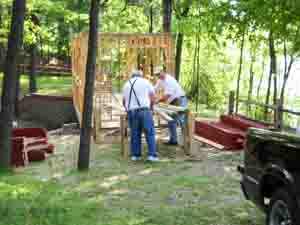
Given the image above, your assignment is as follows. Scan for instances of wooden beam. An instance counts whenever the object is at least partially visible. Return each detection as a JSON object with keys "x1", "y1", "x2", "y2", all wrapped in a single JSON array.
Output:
[
  {"x1": 120, "y1": 115, "x2": 129, "y2": 159},
  {"x1": 193, "y1": 135, "x2": 225, "y2": 150},
  {"x1": 154, "y1": 109, "x2": 173, "y2": 122},
  {"x1": 158, "y1": 103, "x2": 187, "y2": 112}
]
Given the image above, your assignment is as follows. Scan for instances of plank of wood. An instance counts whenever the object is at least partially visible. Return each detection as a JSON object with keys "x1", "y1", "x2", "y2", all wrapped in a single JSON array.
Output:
[
  {"x1": 158, "y1": 103, "x2": 187, "y2": 112},
  {"x1": 154, "y1": 105, "x2": 176, "y2": 115},
  {"x1": 154, "y1": 109, "x2": 173, "y2": 122},
  {"x1": 103, "y1": 103, "x2": 125, "y2": 112},
  {"x1": 193, "y1": 135, "x2": 225, "y2": 150}
]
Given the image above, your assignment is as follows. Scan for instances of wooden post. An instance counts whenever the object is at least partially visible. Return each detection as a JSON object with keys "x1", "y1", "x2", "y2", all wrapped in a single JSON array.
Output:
[
  {"x1": 120, "y1": 115, "x2": 129, "y2": 159},
  {"x1": 183, "y1": 110, "x2": 193, "y2": 155},
  {"x1": 94, "y1": 102, "x2": 102, "y2": 144},
  {"x1": 228, "y1": 91, "x2": 235, "y2": 115}
]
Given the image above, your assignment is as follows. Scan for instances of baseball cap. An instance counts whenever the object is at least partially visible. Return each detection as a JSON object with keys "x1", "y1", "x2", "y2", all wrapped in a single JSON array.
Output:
[
  {"x1": 131, "y1": 69, "x2": 143, "y2": 77},
  {"x1": 153, "y1": 66, "x2": 163, "y2": 75}
]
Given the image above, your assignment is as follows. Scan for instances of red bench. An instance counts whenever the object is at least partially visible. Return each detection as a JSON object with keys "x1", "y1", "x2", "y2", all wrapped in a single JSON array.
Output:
[
  {"x1": 194, "y1": 115, "x2": 268, "y2": 151},
  {"x1": 10, "y1": 128, "x2": 54, "y2": 167}
]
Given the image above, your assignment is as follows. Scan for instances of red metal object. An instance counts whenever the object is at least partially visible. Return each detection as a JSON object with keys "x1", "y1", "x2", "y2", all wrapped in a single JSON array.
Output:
[{"x1": 194, "y1": 115, "x2": 267, "y2": 151}]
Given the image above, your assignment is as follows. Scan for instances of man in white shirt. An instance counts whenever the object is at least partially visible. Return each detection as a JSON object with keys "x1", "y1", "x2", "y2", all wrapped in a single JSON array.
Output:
[
  {"x1": 122, "y1": 70, "x2": 159, "y2": 162},
  {"x1": 154, "y1": 66, "x2": 188, "y2": 145}
]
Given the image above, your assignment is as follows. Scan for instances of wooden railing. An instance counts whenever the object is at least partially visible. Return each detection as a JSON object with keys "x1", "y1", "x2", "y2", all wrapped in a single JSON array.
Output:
[
  {"x1": 228, "y1": 90, "x2": 300, "y2": 129},
  {"x1": 17, "y1": 64, "x2": 71, "y2": 76}
]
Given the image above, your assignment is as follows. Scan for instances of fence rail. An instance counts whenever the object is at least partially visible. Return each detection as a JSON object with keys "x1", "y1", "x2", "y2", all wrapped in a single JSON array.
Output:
[{"x1": 228, "y1": 90, "x2": 300, "y2": 128}]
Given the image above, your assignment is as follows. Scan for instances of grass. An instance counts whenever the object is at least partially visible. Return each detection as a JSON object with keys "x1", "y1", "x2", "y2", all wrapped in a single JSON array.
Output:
[
  {"x1": 0, "y1": 73, "x2": 72, "y2": 96},
  {"x1": 0, "y1": 135, "x2": 265, "y2": 225}
]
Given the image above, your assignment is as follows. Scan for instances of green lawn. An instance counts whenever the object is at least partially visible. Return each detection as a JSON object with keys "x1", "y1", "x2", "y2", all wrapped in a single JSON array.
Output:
[
  {"x1": 0, "y1": 73, "x2": 72, "y2": 96},
  {"x1": 0, "y1": 135, "x2": 264, "y2": 225}
]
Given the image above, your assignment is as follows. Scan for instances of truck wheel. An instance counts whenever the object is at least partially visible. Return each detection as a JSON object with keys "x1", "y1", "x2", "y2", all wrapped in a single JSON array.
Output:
[{"x1": 267, "y1": 189, "x2": 299, "y2": 225}]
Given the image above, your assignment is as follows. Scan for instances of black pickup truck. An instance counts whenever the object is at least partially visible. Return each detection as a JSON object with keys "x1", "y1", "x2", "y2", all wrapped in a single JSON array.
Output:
[{"x1": 238, "y1": 128, "x2": 300, "y2": 225}]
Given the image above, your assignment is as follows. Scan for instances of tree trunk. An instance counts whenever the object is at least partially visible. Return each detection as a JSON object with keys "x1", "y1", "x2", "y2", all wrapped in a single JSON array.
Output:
[
  {"x1": 174, "y1": 0, "x2": 192, "y2": 80},
  {"x1": 162, "y1": 0, "x2": 172, "y2": 32},
  {"x1": 0, "y1": 4, "x2": 4, "y2": 71},
  {"x1": 247, "y1": 55, "x2": 255, "y2": 115},
  {"x1": 29, "y1": 44, "x2": 38, "y2": 93},
  {"x1": 235, "y1": 30, "x2": 245, "y2": 114},
  {"x1": 256, "y1": 58, "x2": 265, "y2": 100},
  {"x1": 14, "y1": 71, "x2": 21, "y2": 118},
  {"x1": 175, "y1": 33, "x2": 184, "y2": 80},
  {"x1": 149, "y1": 4, "x2": 153, "y2": 33},
  {"x1": 0, "y1": 0, "x2": 26, "y2": 169},
  {"x1": 78, "y1": 0, "x2": 100, "y2": 171},
  {"x1": 264, "y1": 30, "x2": 276, "y2": 121},
  {"x1": 195, "y1": 35, "x2": 201, "y2": 112},
  {"x1": 278, "y1": 41, "x2": 295, "y2": 127}
]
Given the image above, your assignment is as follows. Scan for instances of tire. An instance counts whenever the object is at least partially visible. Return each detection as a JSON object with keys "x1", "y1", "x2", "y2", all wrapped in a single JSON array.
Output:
[{"x1": 267, "y1": 188, "x2": 299, "y2": 225}]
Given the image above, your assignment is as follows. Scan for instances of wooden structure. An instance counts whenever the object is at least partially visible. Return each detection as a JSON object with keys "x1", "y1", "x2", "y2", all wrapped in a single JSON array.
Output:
[{"x1": 71, "y1": 32, "x2": 175, "y2": 133}]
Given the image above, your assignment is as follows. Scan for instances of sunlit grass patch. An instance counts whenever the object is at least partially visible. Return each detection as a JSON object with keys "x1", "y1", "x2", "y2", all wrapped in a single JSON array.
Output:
[
  {"x1": 0, "y1": 73, "x2": 72, "y2": 96},
  {"x1": 0, "y1": 140, "x2": 265, "y2": 225}
]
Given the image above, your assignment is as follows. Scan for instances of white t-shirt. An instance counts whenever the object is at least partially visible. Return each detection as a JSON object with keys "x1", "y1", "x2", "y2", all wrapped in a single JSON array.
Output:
[
  {"x1": 155, "y1": 74, "x2": 186, "y2": 103},
  {"x1": 122, "y1": 77, "x2": 155, "y2": 111}
]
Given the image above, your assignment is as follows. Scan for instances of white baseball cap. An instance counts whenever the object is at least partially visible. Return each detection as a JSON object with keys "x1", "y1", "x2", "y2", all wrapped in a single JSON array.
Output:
[
  {"x1": 131, "y1": 70, "x2": 143, "y2": 77},
  {"x1": 153, "y1": 66, "x2": 163, "y2": 75}
]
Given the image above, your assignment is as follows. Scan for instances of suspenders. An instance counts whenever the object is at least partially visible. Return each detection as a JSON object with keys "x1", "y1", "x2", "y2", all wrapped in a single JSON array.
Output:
[{"x1": 127, "y1": 78, "x2": 141, "y2": 110}]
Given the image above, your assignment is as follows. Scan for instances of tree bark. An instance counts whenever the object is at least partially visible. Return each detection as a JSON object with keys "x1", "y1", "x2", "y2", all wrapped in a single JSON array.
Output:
[
  {"x1": 0, "y1": 0, "x2": 26, "y2": 169},
  {"x1": 162, "y1": 0, "x2": 172, "y2": 32},
  {"x1": 174, "y1": 0, "x2": 192, "y2": 80},
  {"x1": 257, "y1": 57, "x2": 265, "y2": 100},
  {"x1": 14, "y1": 71, "x2": 21, "y2": 118},
  {"x1": 235, "y1": 30, "x2": 245, "y2": 114},
  {"x1": 175, "y1": 33, "x2": 184, "y2": 80},
  {"x1": 247, "y1": 54, "x2": 255, "y2": 114},
  {"x1": 29, "y1": 44, "x2": 38, "y2": 93},
  {"x1": 149, "y1": 4, "x2": 153, "y2": 33},
  {"x1": 78, "y1": 0, "x2": 100, "y2": 171},
  {"x1": 264, "y1": 30, "x2": 276, "y2": 121}
]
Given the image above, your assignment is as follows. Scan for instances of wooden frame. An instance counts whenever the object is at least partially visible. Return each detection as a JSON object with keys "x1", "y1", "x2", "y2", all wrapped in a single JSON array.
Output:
[{"x1": 71, "y1": 32, "x2": 175, "y2": 130}]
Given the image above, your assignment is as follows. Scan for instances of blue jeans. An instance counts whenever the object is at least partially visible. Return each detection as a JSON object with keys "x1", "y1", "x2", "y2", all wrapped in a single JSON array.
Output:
[
  {"x1": 128, "y1": 108, "x2": 157, "y2": 157},
  {"x1": 168, "y1": 96, "x2": 188, "y2": 143}
]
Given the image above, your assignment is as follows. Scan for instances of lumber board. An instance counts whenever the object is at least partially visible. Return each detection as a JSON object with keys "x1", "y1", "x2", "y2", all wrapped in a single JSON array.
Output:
[
  {"x1": 158, "y1": 103, "x2": 187, "y2": 112},
  {"x1": 154, "y1": 105, "x2": 177, "y2": 115},
  {"x1": 154, "y1": 110, "x2": 173, "y2": 122},
  {"x1": 193, "y1": 135, "x2": 225, "y2": 150}
]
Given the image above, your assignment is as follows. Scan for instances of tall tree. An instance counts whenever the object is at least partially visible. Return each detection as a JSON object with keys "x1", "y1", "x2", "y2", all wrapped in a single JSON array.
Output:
[
  {"x1": 235, "y1": 29, "x2": 245, "y2": 114},
  {"x1": 29, "y1": 14, "x2": 40, "y2": 93},
  {"x1": 0, "y1": 0, "x2": 26, "y2": 168},
  {"x1": 264, "y1": 30, "x2": 276, "y2": 120},
  {"x1": 162, "y1": 0, "x2": 172, "y2": 32},
  {"x1": 78, "y1": 0, "x2": 100, "y2": 171},
  {"x1": 247, "y1": 49, "x2": 255, "y2": 115},
  {"x1": 174, "y1": 0, "x2": 192, "y2": 80}
]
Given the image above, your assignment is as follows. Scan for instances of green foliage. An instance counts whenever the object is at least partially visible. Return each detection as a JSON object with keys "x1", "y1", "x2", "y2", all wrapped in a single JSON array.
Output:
[{"x1": 1, "y1": 0, "x2": 300, "y2": 125}]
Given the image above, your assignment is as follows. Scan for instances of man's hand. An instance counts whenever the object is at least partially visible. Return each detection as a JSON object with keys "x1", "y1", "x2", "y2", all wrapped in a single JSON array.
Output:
[{"x1": 159, "y1": 94, "x2": 170, "y2": 103}]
